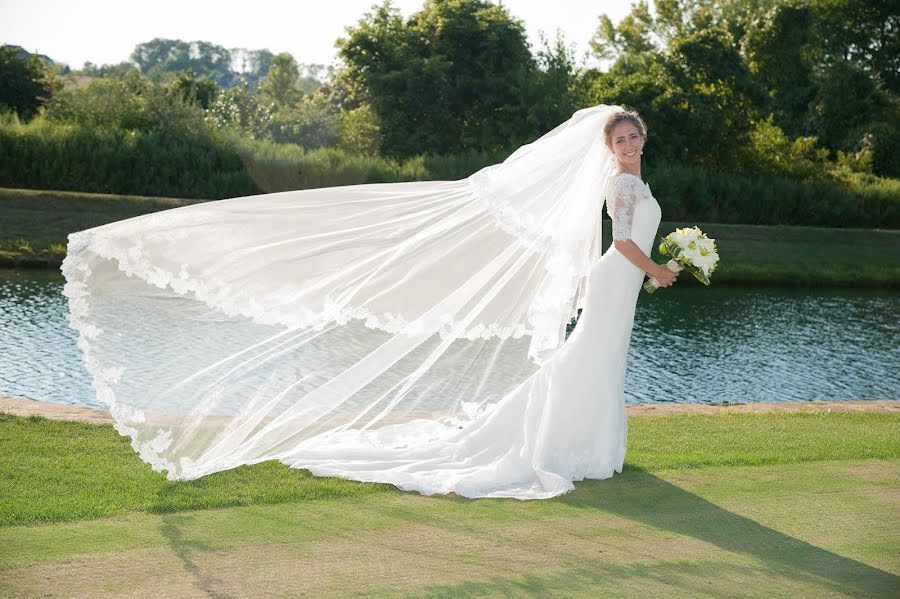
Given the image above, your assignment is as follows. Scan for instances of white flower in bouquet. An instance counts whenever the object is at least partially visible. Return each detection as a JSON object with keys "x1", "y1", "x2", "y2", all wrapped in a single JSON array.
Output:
[{"x1": 644, "y1": 226, "x2": 719, "y2": 293}]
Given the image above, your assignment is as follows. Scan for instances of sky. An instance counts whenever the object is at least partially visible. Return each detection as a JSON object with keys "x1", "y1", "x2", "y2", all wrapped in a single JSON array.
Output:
[{"x1": 0, "y1": 0, "x2": 639, "y2": 74}]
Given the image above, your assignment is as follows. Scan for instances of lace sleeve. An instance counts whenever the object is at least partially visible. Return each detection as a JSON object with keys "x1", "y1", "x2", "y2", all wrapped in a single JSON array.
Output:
[{"x1": 610, "y1": 176, "x2": 641, "y2": 241}]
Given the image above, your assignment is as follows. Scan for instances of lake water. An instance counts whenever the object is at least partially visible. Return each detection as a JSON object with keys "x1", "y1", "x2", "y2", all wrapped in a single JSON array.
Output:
[{"x1": 1, "y1": 268, "x2": 897, "y2": 409}]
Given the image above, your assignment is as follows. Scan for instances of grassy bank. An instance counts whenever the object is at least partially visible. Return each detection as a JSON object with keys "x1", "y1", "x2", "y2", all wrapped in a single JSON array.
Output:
[
  {"x1": 2, "y1": 410, "x2": 897, "y2": 527},
  {"x1": 2, "y1": 186, "x2": 899, "y2": 287},
  {"x1": 0, "y1": 411, "x2": 897, "y2": 597}
]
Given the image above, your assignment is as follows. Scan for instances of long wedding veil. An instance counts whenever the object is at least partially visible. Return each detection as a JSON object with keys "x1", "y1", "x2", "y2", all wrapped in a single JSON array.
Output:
[{"x1": 61, "y1": 103, "x2": 623, "y2": 481}]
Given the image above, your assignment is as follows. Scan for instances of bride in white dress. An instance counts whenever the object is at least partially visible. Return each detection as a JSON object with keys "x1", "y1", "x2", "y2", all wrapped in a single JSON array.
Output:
[{"x1": 61, "y1": 105, "x2": 677, "y2": 500}]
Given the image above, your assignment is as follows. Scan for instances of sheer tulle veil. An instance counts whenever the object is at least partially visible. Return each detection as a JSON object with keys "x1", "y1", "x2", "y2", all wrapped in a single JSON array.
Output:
[{"x1": 61, "y1": 103, "x2": 623, "y2": 481}]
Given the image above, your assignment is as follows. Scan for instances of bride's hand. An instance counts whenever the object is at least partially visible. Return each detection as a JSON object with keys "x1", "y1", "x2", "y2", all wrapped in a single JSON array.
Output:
[{"x1": 651, "y1": 264, "x2": 678, "y2": 287}]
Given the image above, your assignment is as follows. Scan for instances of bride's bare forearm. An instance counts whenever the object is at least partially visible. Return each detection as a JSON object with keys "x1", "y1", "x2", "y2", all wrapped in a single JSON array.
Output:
[{"x1": 613, "y1": 239, "x2": 656, "y2": 276}]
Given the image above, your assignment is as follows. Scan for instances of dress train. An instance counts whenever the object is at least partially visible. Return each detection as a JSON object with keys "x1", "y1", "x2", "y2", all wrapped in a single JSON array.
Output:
[{"x1": 273, "y1": 232, "x2": 650, "y2": 500}]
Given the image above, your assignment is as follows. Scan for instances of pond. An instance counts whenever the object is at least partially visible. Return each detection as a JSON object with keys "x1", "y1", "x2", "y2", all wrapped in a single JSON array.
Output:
[{"x1": 1, "y1": 268, "x2": 897, "y2": 409}]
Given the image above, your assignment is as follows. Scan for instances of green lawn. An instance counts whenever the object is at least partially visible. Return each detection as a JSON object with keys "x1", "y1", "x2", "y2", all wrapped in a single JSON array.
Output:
[
  {"x1": 0, "y1": 410, "x2": 897, "y2": 597},
  {"x1": 672, "y1": 220, "x2": 900, "y2": 288},
  {"x1": 2, "y1": 186, "x2": 899, "y2": 287},
  {"x1": 0, "y1": 187, "x2": 204, "y2": 267},
  {"x1": 2, "y1": 410, "x2": 897, "y2": 528}
]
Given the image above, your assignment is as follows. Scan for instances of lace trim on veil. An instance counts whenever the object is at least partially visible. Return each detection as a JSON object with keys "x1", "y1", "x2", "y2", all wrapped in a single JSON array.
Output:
[
  {"x1": 60, "y1": 221, "x2": 582, "y2": 479},
  {"x1": 59, "y1": 169, "x2": 596, "y2": 478},
  {"x1": 64, "y1": 229, "x2": 529, "y2": 331},
  {"x1": 61, "y1": 193, "x2": 586, "y2": 359},
  {"x1": 61, "y1": 246, "x2": 177, "y2": 476},
  {"x1": 60, "y1": 104, "x2": 619, "y2": 483}
]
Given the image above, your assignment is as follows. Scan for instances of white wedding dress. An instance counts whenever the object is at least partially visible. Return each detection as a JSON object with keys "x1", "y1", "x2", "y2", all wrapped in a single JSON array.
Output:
[
  {"x1": 61, "y1": 105, "x2": 662, "y2": 500},
  {"x1": 275, "y1": 173, "x2": 661, "y2": 499}
]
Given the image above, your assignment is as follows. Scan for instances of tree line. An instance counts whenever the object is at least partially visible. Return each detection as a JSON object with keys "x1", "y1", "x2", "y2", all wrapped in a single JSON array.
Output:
[{"x1": 0, "y1": 0, "x2": 896, "y2": 226}]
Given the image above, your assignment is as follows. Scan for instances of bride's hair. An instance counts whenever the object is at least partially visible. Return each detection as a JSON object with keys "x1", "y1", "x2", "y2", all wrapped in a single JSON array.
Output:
[{"x1": 603, "y1": 109, "x2": 647, "y2": 148}]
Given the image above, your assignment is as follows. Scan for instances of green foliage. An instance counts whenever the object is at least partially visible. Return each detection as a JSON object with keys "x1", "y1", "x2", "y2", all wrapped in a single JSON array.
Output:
[
  {"x1": 809, "y1": 0, "x2": 899, "y2": 95},
  {"x1": 0, "y1": 46, "x2": 55, "y2": 120},
  {"x1": 523, "y1": 31, "x2": 594, "y2": 137},
  {"x1": 653, "y1": 0, "x2": 722, "y2": 45},
  {"x1": 336, "y1": 0, "x2": 536, "y2": 157},
  {"x1": 258, "y1": 53, "x2": 304, "y2": 109},
  {"x1": 78, "y1": 60, "x2": 140, "y2": 79},
  {"x1": 589, "y1": 0, "x2": 656, "y2": 60},
  {"x1": 593, "y1": 28, "x2": 768, "y2": 172},
  {"x1": 851, "y1": 124, "x2": 896, "y2": 184},
  {"x1": 43, "y1": 69, "x2": 209, "y2": 140},
  {"x1": 807, "y1": 59, "x2": 900, "y2": 178},
  {"x1": 0, "y1": 114, "x2": 258, "y2": 199},
  {"x1": 130, "y1": 38, "x2": 237, "y2": 88},
  {"x1": 660, "y1": 27, "x2": 768, "y2": 171},
  {"x1": 649, "y1": 160, "x2": 898, "y2": 228},
  {"x1": 220, "y1": 129, "x2": 430, "y2": 191},
  {"x1": 809, "y1": 60, "x2": 881, "y2": 151},
  {"x1": 589, "y1": 0, "x2": 898, "y2": 183},
  {"x1": 737, "y1": 114, "x2": 831, "y2": 183},
  {"x1": 335, "y1": 103, "x2": 382, "y2": 156},
  {"x1": 168, "y1": 67, "x2": 218, "y2": 109},
  {"x1": 590, "y1": 52, "x2": 667, "y2": 144},
  {"x1": 203, "y1": 78, "x2": 275, "y2": 140},
  {"x1": 311, "y1": 67, "x2": 366, "y2": 113},
  {"x1": 1, "y1": 101, "x2": 895, "y2": 229},
  {"x1": 265, "y1": 93, "x2": 340, "y2": 149},
  {"x1": 741, "y1": 2, "x2": 817, "y2": 137},
  {"x1": 1, "y1": 1, "x2": 897, "y2": 222},
  {"x1": 422, "y1": 147, "x2": 509, "y2": 180}
]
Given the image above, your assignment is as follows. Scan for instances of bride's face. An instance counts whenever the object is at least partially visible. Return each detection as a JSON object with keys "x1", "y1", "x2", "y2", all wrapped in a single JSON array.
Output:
[{"x1": 608, "y1": 122, "x2": 644, "y2": 167}]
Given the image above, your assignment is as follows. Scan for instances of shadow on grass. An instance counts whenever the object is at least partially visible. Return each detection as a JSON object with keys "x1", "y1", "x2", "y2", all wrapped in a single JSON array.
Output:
[
  {"x1": 142, "y1": 462, "x2": 897, "y2": 597},
  {"x1": 407, "y1": 467, "x2": 900, "y2": 598},
  {"x1": 158, "y1": 512, "x2": 234, "y2": 599}
]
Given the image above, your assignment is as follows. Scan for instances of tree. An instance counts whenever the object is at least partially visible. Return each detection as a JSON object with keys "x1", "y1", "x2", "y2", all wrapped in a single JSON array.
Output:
[
  {"x1": 808, "y1": 58, "x2": 900, "y2": 176},
  {"x1": 741, "y1": 2, "x2": 817, "y2": 138},
  {"x1": 203, "y1": 77, "x2": 274, "y2": 140},
  {"x1": 810, "y1": 0, "x2": 899, "y2": 95},
  {"x1": 590, "y1": 0, "x2": 657, "y2": 61},
  {"x1": 590, "y1": 0, "x2": 782, "y2": 65},
  {"x1": 336, "y1": 0, "x2": 536, "y2": 157},
  {"x1": 589, "y1": 51, "x2": 673, "y2": 163},
  {"x1": 231, "y1": 48, "x2": 275, "y2": 86},
  {"x1": 659, "y1": 27, "x2": 767, "y2": 170},
  {"x1": 79, "y1": 61, "x2": 141, "y2": 78},
  {"x1": 131, "y1": 38, "x2": 234, "y2": 87},
  {"x1": 0, "y1": 45, "x2": 55, "y2": 120},
  {"x1": 169, "y1": 67, "x2": 219, "y2": 109},
  {"x1": 523, "y1": 31, "x2": 592, "y2": 136},
  {"x1": 259, "y1": 53, "x2": 304, "y2": 109}
]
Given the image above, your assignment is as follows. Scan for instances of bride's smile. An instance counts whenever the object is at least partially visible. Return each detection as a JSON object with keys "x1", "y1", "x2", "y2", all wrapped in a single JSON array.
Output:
[{"x1": 609, "y1": 120, "x2": 645, "y2": 176}]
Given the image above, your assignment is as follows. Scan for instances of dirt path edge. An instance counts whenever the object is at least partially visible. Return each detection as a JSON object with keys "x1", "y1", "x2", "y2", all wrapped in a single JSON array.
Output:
[{"x1": 1, "y1": 395, "x2": 897, "y2": 425}]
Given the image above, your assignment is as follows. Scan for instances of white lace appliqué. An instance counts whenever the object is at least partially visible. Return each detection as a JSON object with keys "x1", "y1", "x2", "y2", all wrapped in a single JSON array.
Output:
[
  {"x1": 609, "y1": 175, "x2": 646, "y2": 241},
  {"x1": 59, "y1": 219, "x2": 583, "y2": 478}
]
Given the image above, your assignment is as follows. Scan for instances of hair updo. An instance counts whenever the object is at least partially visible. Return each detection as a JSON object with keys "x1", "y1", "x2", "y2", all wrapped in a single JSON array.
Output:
[{"x1": 603, "y1": 109, "x2": 648, "y2": 148}]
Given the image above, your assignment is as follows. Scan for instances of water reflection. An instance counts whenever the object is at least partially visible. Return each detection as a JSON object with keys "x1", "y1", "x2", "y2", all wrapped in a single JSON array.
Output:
[
  {"x1": 1, "y1": 269, "x2": 897, "y2": 409},
  {"x1": 626, "y1": 284, "x2": 900, "y2": 403}
]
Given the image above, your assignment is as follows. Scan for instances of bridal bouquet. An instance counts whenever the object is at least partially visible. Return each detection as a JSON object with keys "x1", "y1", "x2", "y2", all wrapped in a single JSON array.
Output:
[{"x1": 644, "y1": 226, "x2": 719, "y2": 293}]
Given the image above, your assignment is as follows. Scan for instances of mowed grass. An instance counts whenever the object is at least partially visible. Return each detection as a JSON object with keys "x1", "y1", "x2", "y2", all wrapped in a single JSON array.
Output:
[
  {"x1": 0, "y1": 410, "x2": 898, "y2": 598},
  {"x1": 0, "y1": 187, "x2": 207, "y2": 266},
  {"x1": 675, "y1": 220, "x2": 900, "y2": 288},
  {"x1": 1, "y1": 410, "x2": 897, "y2": 528},
  {"x1": 2, "y1": 186, "x2": 899, "y2": 287}
]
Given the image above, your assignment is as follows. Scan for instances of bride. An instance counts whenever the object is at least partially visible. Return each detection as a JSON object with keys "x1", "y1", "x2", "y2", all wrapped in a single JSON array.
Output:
[{"x1": 61, "y1": 104, "x2": 677, "y2": 500}]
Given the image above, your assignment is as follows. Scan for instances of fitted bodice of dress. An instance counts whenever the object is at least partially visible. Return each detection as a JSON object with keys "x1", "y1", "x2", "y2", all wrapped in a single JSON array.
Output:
[{"x1": 605, "y1": 173, "x2": 662, "y2": 259}]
